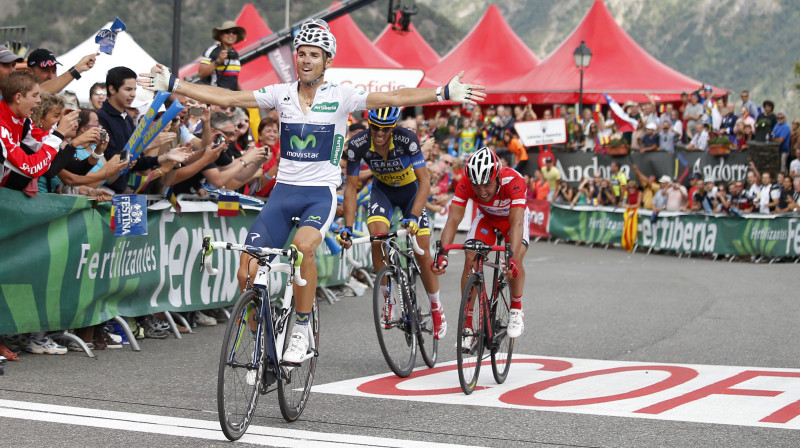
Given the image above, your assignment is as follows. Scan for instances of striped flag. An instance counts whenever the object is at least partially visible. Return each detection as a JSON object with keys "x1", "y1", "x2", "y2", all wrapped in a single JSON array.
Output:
[
  {"x1": 217, "y1": 194, "x2": 240, "y2": 217},
  {"x1": 621, "y1": 207, "x2": 639, "y2": 252},
  {"x1": 166, "y1": 187, "x2": 182, "y2": 217},
  {"x1": 109, "y1": 205, "x2": 115, "y2": 231},
  {"x1": 128, "y1": 173, "x2": 145, "y2": 193},
  {"x1": 658, "y1": 104, "x2": 665, "y2": 114},
  {"x1": 593, "y1": 103, "x2": 602, "y2": 125},
  {"x1": 603, "y1": 93, "x2": 639, "y2": 133}
]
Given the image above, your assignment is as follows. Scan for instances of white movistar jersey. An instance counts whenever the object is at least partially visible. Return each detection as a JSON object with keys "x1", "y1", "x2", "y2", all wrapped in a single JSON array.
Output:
[{"x1": 253, "y1": 81, "x2": 368, "y2": 188}]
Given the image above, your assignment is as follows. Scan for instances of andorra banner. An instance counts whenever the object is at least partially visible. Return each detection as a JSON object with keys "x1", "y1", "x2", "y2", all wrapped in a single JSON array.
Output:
[
  {"x1": 0, "y1": 189, "x2": 370, "y2": 334},
  {"x1": 548, "y1": 203, "x2": 800, "y2": 258}
]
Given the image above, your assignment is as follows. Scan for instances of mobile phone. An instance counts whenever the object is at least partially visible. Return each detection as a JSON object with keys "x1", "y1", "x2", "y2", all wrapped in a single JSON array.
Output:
[
  {"x1": 189, "y1": 107, "x2": 203, "y2": 116},
  {"x1": 120, "y1": 149, "x2": 129, "y2": 163},
  {"x1": 214, "y1": 134, "x2": 226, "y2": 147}
]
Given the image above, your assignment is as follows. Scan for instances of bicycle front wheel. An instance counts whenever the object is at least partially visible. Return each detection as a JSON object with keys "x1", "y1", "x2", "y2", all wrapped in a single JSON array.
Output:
[
  {"x1": 457, "y1": 274, "x2": 485, "y2": 395},
  {"x1": 413, "y1": 268, "x2": 437, "y2": 368},
  {"x1": 373, "y1": 266, "x2": 416, "y2": 377},
  {"x1": 490, "y1": 274, "x2": 514, "y2": 384},
  {"x1": 278, "y1": 298, "x2": 320, "y2": 422},
  {"x1": 218, "y1": 289, "x2": 263, "y2": 441}
]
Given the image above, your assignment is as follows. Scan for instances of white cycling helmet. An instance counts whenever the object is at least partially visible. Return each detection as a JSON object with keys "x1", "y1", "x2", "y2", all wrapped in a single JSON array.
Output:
[
  {"x1": 465, "y1": 146, "x2": 501, "y2": 185},
  {"x1": 293, "y1": 19, "x2": 337, "y2": 58}
]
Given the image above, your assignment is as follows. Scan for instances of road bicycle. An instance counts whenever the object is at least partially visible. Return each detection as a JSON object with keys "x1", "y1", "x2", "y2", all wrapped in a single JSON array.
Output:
[
  {"x1": 200, "y1": 235, "x2": 318, "y2": 441},
  {"x1": 435, "y1": 234, "x2": 514, "y2": 394},
  {"x1": 345, "y1": 228, "x2": 437, "y2": 377}
]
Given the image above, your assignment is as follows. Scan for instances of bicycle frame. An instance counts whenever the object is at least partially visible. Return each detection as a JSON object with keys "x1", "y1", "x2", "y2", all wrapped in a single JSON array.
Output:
[
  {"x1": 346, "y1": 229, "x2": 425, "y2": 315},
  {"x1": 439, "y1": 239, "x2": 510, "y2": 348},
  {"x1": 201, "y1": 237, "x2": 310, "y2": 382},
  {"x1": 382, "y1": 235, "x2": 423, "y2": 328}
]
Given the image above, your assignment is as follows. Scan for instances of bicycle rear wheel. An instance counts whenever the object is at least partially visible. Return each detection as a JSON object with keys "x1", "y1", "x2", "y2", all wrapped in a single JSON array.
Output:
[
  {"x1": 373, "y1": 266, "x2": 416, "y2": 377},
  {"x1": 490, "y1": 273, "x2": 514, "y2": 384},
  {"x1": 457, "y1": 274, "x2": 485, "y2": 395},
  {"x1": 278, "y1": 298, "x2": 319, "y2": 422},
  {"x1": 413, "y1": 268, "x2": 437, "y2": 368},
  {"x1": 218, "y1": 290, "x2": 263, "y2": 441}
]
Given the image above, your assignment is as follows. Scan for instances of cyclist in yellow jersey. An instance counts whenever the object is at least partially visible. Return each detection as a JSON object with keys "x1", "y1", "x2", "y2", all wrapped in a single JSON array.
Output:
[{"x1": 340, "y1": 107, "x2": 446, "y2": 339}]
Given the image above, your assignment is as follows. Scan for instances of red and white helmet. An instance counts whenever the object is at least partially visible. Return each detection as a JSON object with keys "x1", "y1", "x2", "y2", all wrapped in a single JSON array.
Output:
[
  {"x1": 465, "y1": 146, "x2": 501, "y2": 185},
  {"x1": 293, "y1": 19, "x2": 337, "y2": 58}
]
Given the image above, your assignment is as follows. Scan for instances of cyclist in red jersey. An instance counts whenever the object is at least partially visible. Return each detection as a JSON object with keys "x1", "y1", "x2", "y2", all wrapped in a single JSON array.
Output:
[{"x1": 431, "y1": 146, "x2": 530, "y2": 338}]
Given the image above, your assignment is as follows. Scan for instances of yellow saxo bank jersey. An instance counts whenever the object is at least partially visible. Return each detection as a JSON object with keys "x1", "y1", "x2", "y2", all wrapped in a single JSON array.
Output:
[
  {"x1": 345, "y1": 126, "x2": 425, "y2": 187},
  {"x1": 253, "y1": 81, "x2": 368, "y2": 188}
]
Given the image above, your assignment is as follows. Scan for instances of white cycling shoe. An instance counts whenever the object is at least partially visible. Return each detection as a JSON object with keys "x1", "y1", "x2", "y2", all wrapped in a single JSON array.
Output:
[
  {"x1": 283, "y1": 331, "x2": 309, "y2": 364},
  {"x1": 246, "y1": 369, "x2": 258, "y2": 386},
  {"x1": 507, "y1": 309, "x2": 524, "y2": 338}
]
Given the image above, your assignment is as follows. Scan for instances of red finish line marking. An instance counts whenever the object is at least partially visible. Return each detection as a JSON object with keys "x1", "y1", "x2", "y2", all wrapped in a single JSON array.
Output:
[{"x1": 313, "y1": 355, "x2": 800, "y2": 429}]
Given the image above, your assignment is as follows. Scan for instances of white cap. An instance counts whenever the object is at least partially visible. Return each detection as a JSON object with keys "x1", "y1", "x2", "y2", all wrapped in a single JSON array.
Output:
[{"x1": 646, "y1": 122, "x2": 657, "y2": 130}]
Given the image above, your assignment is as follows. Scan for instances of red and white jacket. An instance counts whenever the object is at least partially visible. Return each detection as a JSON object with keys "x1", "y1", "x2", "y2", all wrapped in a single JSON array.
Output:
[
  {"x1": 0, "y1": 100, "x2": 62, "y2": 188},
  {"x1": 452, "y1": 167, "x2": 528, "y2": 218}
]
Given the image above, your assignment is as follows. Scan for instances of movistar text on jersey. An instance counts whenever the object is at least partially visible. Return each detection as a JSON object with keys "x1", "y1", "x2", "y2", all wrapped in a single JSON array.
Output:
[{"x1": 286, "y1": 151, "x2": 321, "y2": 159}]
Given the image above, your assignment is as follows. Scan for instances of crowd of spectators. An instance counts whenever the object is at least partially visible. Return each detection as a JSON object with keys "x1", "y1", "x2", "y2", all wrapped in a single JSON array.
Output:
[
  {"x1": 564, "y1": 89, "x2": 798, "y2": 174},
  {"x1": 0, "y1": 34, "x2": 263, "y2": 360}
]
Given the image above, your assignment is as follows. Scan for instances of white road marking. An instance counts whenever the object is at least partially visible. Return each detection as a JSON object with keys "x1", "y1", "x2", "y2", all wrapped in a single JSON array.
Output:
[
  {"x1": 313, "y1": 355, "x2": 800, "y2": 430},
  {"x1": 0, "y1": 399, "x2": 481, "y2": 448}
]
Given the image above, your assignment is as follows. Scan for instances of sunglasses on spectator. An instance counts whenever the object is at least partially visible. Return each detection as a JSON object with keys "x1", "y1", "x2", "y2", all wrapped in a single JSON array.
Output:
[
  {"x1": 92, "y1": 90, "x2": 107, "y2": 96},
  {"x1": 218, "y1": 130, "x2": 236, "y2": 137},
  {"x1": 222, "y1": 29, "x2": 238, "y2": 35},
  {"x1": 369, "y1": 124, "x2": 395, "y2": 133},
  {"x1": 237, "y1": 122, "x2": 248, "y2": 129}
]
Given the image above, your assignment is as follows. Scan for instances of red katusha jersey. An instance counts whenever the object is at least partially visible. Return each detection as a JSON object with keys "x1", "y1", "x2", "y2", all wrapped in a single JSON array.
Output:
[{"x1": 452, "y1": 167, "x2": 528, "y2": 218}]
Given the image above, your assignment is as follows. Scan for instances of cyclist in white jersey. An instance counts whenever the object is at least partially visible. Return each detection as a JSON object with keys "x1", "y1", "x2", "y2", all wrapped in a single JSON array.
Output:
[{"x1": 138, "y1": 19, "x2": 486, "y2": 363}]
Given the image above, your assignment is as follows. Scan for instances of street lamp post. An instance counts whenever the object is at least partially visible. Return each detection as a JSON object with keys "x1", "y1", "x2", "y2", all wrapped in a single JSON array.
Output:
[{"x1": 573, "y1": 40, "x2": 592, "y2": 126}]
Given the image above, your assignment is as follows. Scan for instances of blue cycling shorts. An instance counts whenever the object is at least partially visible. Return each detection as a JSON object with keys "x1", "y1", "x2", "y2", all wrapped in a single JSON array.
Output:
[
  {"x1": 367, "y1": 181, "x2": 430, "y2": 235},
  {"x1": 246, "y1": 183, "x2": 336, "y2": 249}
]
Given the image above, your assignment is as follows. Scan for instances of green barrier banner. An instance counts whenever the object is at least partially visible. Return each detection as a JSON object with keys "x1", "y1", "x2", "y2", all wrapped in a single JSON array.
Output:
[
  {"x1": 549, "y1": 204, "x2": 800, "y2": 257},
  {"x1": 0, "y1": 189, "x2": 371, "y2": 334}
]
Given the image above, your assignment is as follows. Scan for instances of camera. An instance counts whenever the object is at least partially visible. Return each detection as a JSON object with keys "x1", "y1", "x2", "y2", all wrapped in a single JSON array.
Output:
[
  {"x1": 189, "y1": 107, "x2": 203, "y2": 116},
  {"x1": 99, "y1": 130, "x2": 107, "y2": 141},
  {"x1": 214, "y1": 134, "x2": 226, "y2": 147}
]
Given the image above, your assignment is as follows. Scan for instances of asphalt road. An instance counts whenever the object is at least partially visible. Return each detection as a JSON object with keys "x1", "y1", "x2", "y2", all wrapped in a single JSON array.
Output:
[{"x1": 1, "y1": 239, "x2": 798, "y2": 447}]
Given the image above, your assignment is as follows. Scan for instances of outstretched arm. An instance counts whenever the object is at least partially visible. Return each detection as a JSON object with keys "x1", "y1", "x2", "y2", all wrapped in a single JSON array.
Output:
[
  {"x1": 138, "y1": 63, "x2": 258, "y2": 108},
  {"x1": 41, "y1": 53, "x2": 97, "y2": 94},
  {"x1": 366, "y1": 72, "x2": 486, "y2": 110}
]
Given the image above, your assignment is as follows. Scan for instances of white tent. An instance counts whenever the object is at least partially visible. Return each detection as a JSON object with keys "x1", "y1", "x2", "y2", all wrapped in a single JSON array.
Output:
[{"x1": 56, "y1": 22, "x2": 157, "y2": 106}]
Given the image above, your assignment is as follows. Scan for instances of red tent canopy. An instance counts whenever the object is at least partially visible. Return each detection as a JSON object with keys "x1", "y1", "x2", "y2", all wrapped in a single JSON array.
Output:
[
  {"x1": 178, "y1": 3, "x2": 280, "y2": 89},
  {"x1": 492, "y1": 0, "x2": 726, "y2": 104},
  {"x1": 373, "y1": 22, "x2": 440, "y2": 70},
  {"x1": 328, "y1": 11, "x2": 402, "y2": 69},
  {"x1": 422, "y1": 5, "x2": 540, "y2": 91}
]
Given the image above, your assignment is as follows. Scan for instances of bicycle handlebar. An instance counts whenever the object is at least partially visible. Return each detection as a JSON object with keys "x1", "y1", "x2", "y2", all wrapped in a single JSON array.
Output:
[
  {"x1": 343, "y1": 228, "x2": 424, "y2": 268},
  {"x1": 200, "y1": 236, "x2": 307, "y2": 287},
  {"x1": 441, "y1": 241, "x2": 506, "y2": 253}
]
